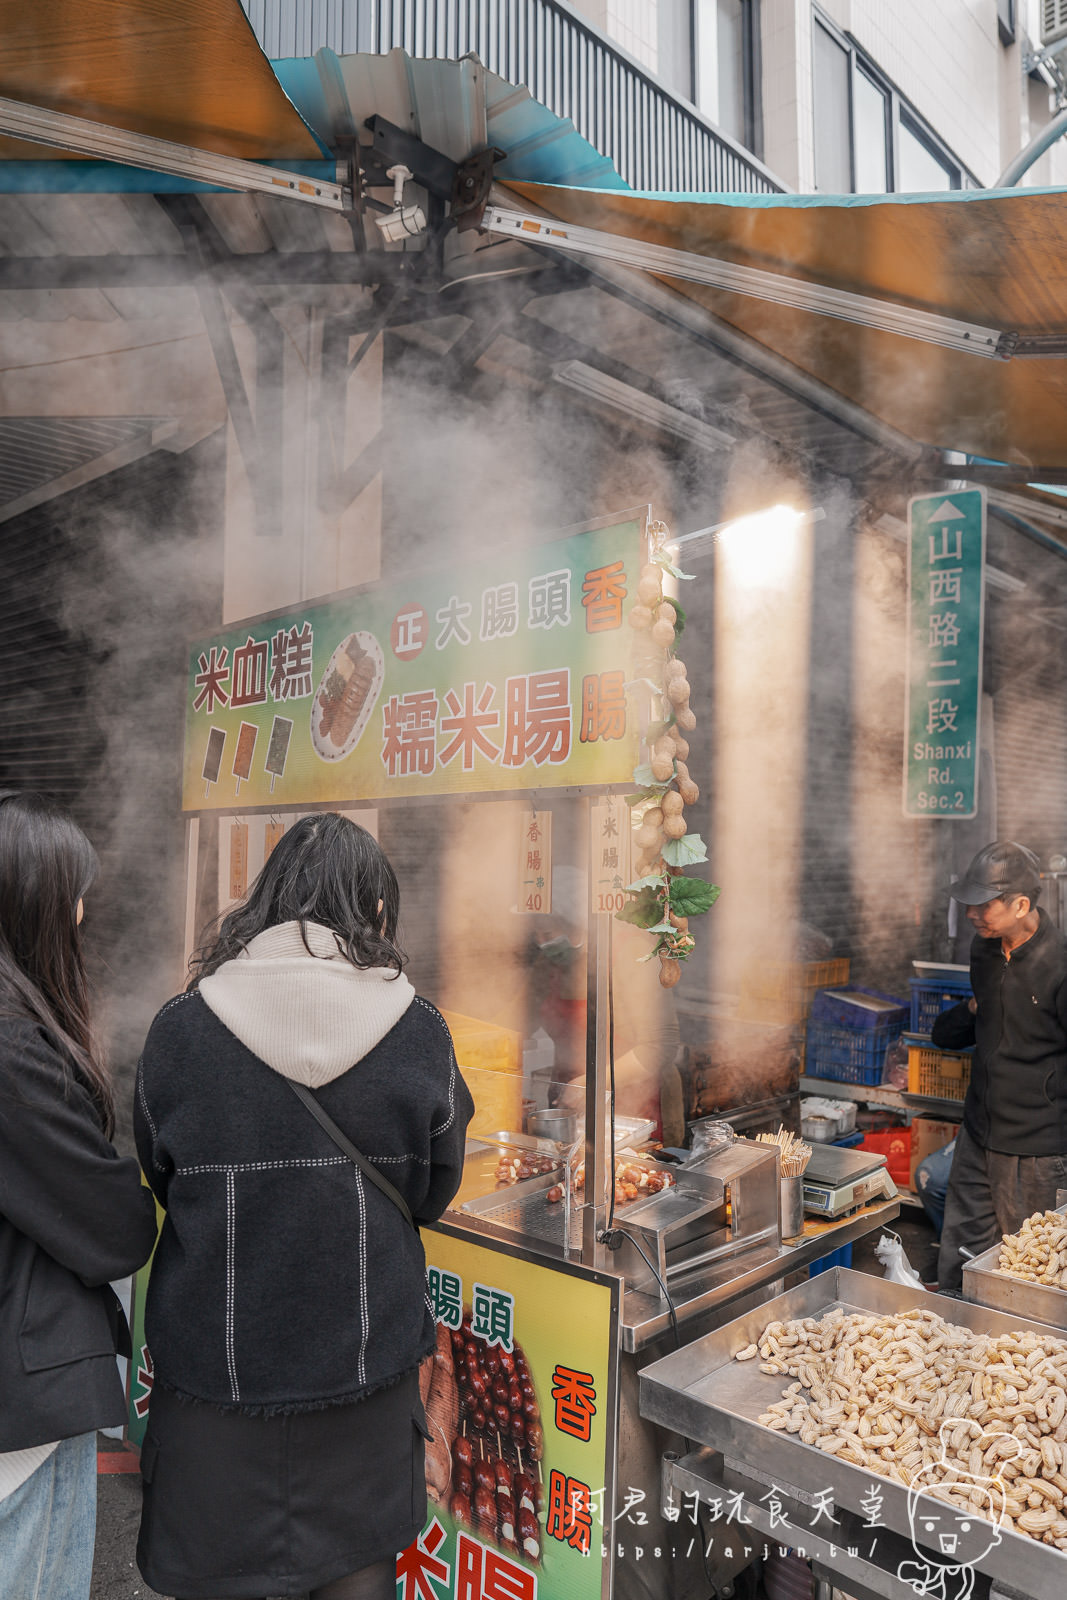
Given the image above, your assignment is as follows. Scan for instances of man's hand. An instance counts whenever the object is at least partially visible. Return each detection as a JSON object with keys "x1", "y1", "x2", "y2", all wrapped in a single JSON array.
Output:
[{"x1": 968, "y1": 998, "x2": 978, "y2": 1015}]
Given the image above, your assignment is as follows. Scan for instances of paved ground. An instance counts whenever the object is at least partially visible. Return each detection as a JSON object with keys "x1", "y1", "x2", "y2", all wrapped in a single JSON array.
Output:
[
  {"x1": 90, "y1": 1206, "x2": 939, "y2": 1600},
  {"x1": 92, "y1": 1471, "x2": 164, "y2": 1600}
]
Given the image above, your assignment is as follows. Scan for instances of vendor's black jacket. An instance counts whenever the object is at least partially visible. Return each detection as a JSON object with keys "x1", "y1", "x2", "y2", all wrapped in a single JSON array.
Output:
[
  {"x1": 931, "y1": 908, "x2": 1067, "y2": 1156},
  {"x1": 134, "y1": 991, "x2": 472, "y2": 1413},
  {"x1": 0, "y1": 1019, "x2": 160, "y2": 1451}
]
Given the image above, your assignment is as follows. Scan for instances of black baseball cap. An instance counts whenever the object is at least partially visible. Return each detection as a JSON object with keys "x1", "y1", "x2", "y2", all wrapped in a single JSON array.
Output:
[{"x1": 950, "y1": 841, "x2": 1042, "y2": 905}]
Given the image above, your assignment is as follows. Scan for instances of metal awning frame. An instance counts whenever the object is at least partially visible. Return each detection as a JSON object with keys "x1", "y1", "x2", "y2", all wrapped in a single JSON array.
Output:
[
  {"x1": 9, "y1": 92, "x2": 1067, "y2": 375},
  {"x1": 0, "y1": 94, "x2": 346, "y2": 211}
]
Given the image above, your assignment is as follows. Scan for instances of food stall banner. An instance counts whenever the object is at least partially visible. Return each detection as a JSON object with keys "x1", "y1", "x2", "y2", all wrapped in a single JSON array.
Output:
[
  {"x1": 182, "y1": 519, "x2": 645, "y2": 811},
  {"x1": 413, "y1": 1225, "x2": 619, "y2": 1600},
  {"x1": 904, "y1": 489, "x2": 985, "y2": 819}
]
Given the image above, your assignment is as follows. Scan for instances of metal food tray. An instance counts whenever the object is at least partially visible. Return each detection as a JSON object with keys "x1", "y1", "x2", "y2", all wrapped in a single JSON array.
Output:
[
  {"x1": 964, "y1": 1239, "x2": 1067, "y2": 1330},
  {"x1": 640, "y1": 1267, "x2": 1067, "y2": 1599},
  {"x1": 462, "y1": 1169, "x2": 582, "y2": 1252},
  {"x1": 460, "y1": 1156, "x2": 685, "y2": 1256},
  {"x1": 456, "y1": 1131, "x2": 567, "y2": 1208}
]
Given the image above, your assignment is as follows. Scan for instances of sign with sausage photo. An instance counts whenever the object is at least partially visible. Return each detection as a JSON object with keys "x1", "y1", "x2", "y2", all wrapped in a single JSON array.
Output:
[
  {"x1": 410, "y1": 1226, "x2": 619, "y2": 1600},
  {"x1": 181, "y1": 518, "x2": 645, "y2": 811}
]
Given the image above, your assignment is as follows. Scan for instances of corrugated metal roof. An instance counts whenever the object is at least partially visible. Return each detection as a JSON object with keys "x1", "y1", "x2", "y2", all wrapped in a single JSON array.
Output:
[{"x1": 0, "y1": 416, "x2": 166, "y2": 515}]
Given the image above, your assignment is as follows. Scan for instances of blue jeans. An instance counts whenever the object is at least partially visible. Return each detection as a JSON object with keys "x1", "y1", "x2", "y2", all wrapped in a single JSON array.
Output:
[
  {"x1": 913, "y1": 1138, "x2": 956, "y2": 1236},
  {"x1": 0, "y1": 1433, "x2": 97, "y2": 1600}
]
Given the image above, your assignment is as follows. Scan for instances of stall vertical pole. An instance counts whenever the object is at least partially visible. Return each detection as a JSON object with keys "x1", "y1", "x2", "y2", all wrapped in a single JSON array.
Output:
[
  {"x1": 182, "y1": 815, "x2": 200, "y2": 973},
  {"x1": 583, "y1": 798, "x2": 609, "y2": 1263}
]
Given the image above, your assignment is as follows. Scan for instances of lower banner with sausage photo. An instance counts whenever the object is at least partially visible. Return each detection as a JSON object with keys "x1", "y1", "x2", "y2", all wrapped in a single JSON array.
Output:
[{"x1": 407, "y1": 1224, "x2": 620, "y2": 1600}]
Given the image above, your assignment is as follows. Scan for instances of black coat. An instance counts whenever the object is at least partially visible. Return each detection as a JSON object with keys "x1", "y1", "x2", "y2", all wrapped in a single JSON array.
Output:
[
  {"x1": 931, "y1": 908, "x2": 1067, "y2": 1156},
  {"x1": 134, "y1": 989, "x2": 472, "y2": 1413},
  {"x1": 0, "y1": 1019, "x2": 160, "y2": 1451}
]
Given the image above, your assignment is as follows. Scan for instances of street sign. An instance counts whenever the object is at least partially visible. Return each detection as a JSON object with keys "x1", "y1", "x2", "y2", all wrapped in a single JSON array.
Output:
[{"x1": 904, "y1": 489, "x2": 986, "y2": 819}]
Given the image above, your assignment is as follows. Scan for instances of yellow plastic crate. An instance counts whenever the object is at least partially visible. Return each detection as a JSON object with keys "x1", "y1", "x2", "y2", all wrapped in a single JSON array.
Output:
[
  {"x1": 440, "y1": 1009, "x2": 523, "y2": 1138},
  {"x1": 907, "y1": 1042, "x2": 972, "y2": 1101},
  {"x1": 739, "y1": 959, "x2": 851, "y2": 1024}
]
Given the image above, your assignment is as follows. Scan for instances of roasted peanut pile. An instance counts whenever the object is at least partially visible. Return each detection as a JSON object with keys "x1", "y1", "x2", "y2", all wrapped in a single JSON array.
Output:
[
  {"x1": 998, "y1": 1212, "x2": 1067, "y2": 1288},
  {"x1": 735, "y1": 1306, "x2": 1067, "y2": 1547}
]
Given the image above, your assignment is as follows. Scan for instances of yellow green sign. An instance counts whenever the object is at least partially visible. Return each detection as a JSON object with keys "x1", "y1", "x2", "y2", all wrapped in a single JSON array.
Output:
[
  {"x1": 182, "y1": 520, "x2": 645, "y2": 811},
  {"x1": 411, "y1": 1224, "x2": 619, "y2": 1600}
]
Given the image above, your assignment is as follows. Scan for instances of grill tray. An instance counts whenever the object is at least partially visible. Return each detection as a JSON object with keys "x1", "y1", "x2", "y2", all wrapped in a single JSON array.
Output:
[
  {"x1": 462, "y1": 1169, "x2": 582, "y2": 1252},
  {"x1": 640, "y1": 1267, "x2": 1067, "y2": 1599}
]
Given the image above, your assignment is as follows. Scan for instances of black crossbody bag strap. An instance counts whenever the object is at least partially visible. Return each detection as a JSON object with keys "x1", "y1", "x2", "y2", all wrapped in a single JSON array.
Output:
[{"x1": 285, "y1": 1079, "x2": 416, "y2": 1231}]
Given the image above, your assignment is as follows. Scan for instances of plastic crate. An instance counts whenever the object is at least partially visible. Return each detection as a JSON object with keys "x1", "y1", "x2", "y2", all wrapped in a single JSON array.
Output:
[
  {"x1": 909, "y1": 974, "x2": 973, "y2": 1036},
  {"x1": 810, "y1": 1244, "x2": 853, "y2": 1278},
  {"x1": 809, "y1": 986, "x2": 908, "y2": 1032},
  {"x1": 906, "y1": 1037, "x2": 973, "y2": 1102},
  {"x1": 833, "y1": 1129, "x2": 864, "y2": 1149},
  {"x1": 738, "y1": 958, "x2": 851, "y2": 1024},
  {"x1": 859, "y1": 1126, "x2": 912, "y2": 1187},
  {"x1": 805, "y1": 1015, "x2": 907, "y2": 1086}
]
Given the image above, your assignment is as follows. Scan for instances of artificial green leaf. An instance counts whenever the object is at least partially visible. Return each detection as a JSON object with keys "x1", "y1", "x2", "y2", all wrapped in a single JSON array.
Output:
[
  {"x1": 651, "y1": 552, "x2": 696, "y2": 581},
  {"x1": 625, "y1": 874, "x2": 668, "y2": 892},
  {"x1": 625, "y1": 789, "x2": 661, "y2": 807},
  {"x1": 646, "y1": 920, "x2": 676, "y2": 935},
  {"x1": 631, "y1": 763, "x2": 656, "y2": 787},
  {"x1": 614, "y1": 887, "x2": 662, "y2": 929},
  {"x1": 670, "y1": 599, "x2": 686, "y2": 638},
  {"x1": 624, "y1": 677, "x2": 667, "y2": 695},
  {"x1": 662, "y1": 833, "x2": 709, "y2": 867},
  {"x1": 646, "y1": 719, "x2": 670, "y2": 742},
  {"x1": 668, "y1": 877, "x2": 721, "y2": 917},
  {"x1": 637, "y1": 946, "x2": 660, "y2": 963}
]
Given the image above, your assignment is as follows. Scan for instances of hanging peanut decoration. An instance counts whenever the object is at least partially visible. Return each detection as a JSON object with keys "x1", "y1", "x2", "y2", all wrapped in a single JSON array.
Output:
[{"x1": 617, "y1": 522, "x2": 720, "y2": 986}]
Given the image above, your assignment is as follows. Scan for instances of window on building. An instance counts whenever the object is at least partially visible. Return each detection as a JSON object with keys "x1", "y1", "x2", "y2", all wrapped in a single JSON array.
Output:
[
  {"x1": 694, "y1": 0, "x2": 760, "y2": 153},
  {"x1": 898, "y1": 116, "x2": 956, "y2": 192},
  {"x1": 812, "y1": 18, "x2": 851, "y2": 193},
  {"x1": 812, "y1": 12, "x2": 972, "y2": 193}
]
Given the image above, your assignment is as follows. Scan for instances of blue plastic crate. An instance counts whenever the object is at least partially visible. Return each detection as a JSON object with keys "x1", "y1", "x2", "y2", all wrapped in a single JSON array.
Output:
[
  {"x1": 832, "y1": 1129, "x2": 864, "y2": 1148},
  {"x1": 909, "y1": 974, "x2": 973, "y2": 1036},
  {"x1": 810, "y1": 1244, "x2": 853, "y2": 1278},
  {"x1": 809, "y1": 986, "x2": 908, "y2": 1032},
  {"x1": 805, "y1": 1015, "x2": 905, "y2": 1086}
]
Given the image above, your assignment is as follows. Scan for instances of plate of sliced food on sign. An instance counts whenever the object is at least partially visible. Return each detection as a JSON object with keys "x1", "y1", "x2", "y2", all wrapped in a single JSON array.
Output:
[{"x1": 310, "y1": 631, "x2": 385, "y2": 762}]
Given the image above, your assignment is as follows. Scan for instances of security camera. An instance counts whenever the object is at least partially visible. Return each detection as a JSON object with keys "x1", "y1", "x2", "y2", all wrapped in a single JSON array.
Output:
[{"x1": 374, "y1": 164, "x2": 427, "y2": 243}]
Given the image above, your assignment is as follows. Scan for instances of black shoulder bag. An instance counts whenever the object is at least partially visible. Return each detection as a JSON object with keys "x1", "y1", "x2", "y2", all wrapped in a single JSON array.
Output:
[{"x1": 285, "y1": 1079, "x2": 416, "y2": 1230}]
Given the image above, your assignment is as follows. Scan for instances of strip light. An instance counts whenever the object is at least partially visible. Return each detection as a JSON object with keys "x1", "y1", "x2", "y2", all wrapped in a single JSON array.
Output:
[
  {"x1": 0, "y1": 95, "x2": 346, "y2": 212},
  {"x1": 484, "y1": 206, "x2": 1012, "y2": 360},
  {"x1": 553, "y1": 360, "x2": 734, "y2": 451}
]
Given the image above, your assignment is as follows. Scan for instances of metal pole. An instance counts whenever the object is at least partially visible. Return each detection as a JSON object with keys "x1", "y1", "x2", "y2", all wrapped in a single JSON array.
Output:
[{"x1": 995, "y1": 104, "x2": 1067, "y2": 186}]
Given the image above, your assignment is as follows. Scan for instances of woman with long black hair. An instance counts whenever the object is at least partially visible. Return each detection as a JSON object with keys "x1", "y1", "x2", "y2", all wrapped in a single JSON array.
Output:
[
  {"x1": 134, "y1": 812, "x2": 473, "y2": 1600},
  {"x1": 0, "y1": 790, "x2": 159, "y2": 1598}
]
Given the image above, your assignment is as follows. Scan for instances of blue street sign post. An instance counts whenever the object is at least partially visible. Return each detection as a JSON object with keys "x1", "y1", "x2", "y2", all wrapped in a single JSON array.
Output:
[{"x1": 904, "y1": 489, "x2": 986, "y2": 819}]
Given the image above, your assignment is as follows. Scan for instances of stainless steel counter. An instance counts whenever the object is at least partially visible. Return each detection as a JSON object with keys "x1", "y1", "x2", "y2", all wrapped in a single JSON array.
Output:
[
  {"x1": 639, "y1": 1267, "x2": 1067, "y2": 1600},
  {"x1": 619, "y1": 1194, "x2": 900, "y2": 1351}
]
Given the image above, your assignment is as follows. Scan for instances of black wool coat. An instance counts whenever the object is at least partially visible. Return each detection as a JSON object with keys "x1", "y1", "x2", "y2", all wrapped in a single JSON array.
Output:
[
  {"x1": 134, "y1": 989, "x2": 473, "y2": 1413},
  {"x1": 931, "y1": 908, "x2": 1067, "y2": 1156},
  {"x1": 0, "y1": 1019, "x2": 160, "y2": 1451}
]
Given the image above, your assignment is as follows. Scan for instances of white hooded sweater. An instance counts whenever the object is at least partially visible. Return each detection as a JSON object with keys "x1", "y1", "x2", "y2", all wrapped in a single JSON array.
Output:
[{"x1": 198, "y1": 920, "x2": 415, "y2": 1087}]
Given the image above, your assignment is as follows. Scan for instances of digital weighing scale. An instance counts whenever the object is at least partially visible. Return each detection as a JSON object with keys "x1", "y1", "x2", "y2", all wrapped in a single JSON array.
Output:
[{"x1": 802, "y1": 1142, "x2": 897, "y2": 1218}]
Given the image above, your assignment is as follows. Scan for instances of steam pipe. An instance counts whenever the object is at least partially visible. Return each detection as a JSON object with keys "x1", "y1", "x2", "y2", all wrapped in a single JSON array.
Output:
[{"x1": 995, "y1": 106, "x2": 1067, "y2": 187}]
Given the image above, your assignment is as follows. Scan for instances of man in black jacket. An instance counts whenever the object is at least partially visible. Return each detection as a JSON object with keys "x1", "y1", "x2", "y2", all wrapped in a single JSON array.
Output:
[{"x1": 933, "y1": 841, "x2": 1067, "y2": 1292}]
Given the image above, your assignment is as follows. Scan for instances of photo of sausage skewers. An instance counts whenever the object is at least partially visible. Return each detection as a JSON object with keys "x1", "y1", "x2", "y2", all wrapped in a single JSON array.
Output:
[{"x1": 420, "y1": 1314, "x2": 544, "y2": 1565}]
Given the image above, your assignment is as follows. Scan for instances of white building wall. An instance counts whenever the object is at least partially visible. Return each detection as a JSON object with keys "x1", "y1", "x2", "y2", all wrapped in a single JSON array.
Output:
[
  {"x1": 570, "y1": 0, "x2": 1067, "y2": 195},
  {"x1": 819, "y1": 0, "x2": 1004, "y2": 185}
]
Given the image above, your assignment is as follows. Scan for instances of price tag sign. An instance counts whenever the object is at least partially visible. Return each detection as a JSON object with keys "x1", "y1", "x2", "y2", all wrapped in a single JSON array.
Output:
[
  {"x1": 517, "y1": 809, "x2": 552, "y2": 913},
  {"x1": 904, "y1": 490, "x2": 985, "y2": 819},
  {"x1": 590, "y1": 797, "x2": 631, "y2": 916}
]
